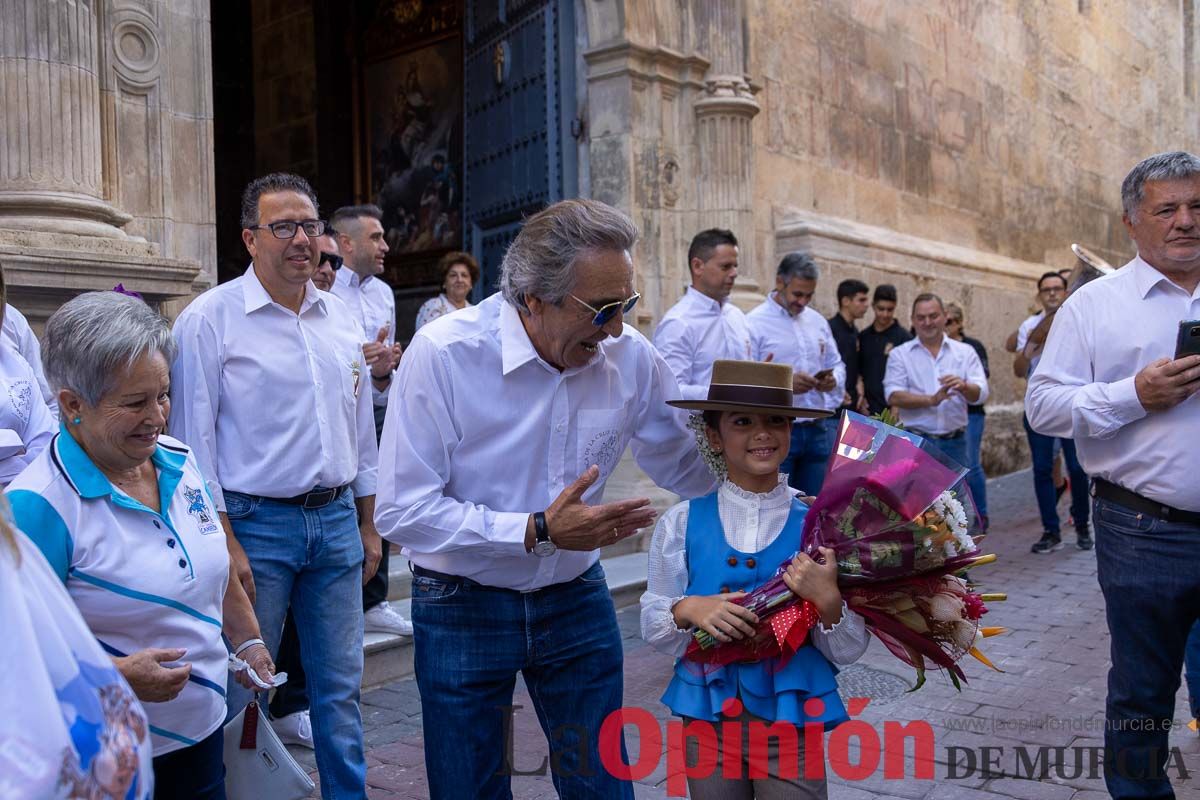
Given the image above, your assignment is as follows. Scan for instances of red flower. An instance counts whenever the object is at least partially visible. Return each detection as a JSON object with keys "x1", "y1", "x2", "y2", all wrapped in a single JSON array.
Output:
[{"x1": 963, "y1": 592, "x2": 988, "y2": 621}]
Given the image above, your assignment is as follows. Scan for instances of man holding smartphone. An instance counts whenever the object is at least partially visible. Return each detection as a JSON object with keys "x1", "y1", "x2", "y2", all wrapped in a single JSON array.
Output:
[
  {"x1": 747, "y1": 252, "x2": 845, "y2": 493},
  {"x1": 1027, "y1": 151, "x2": 1200, "y2": 800}
]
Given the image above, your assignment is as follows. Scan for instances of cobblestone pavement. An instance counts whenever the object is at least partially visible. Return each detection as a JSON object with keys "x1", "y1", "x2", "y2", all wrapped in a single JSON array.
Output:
[{"x1": 293, "y1": 470, "x2": 1200, "y2": 798}]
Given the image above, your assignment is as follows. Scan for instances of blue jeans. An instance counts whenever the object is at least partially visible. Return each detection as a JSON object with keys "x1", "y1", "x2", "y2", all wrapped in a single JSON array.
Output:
[
  {"x1": 1023, "y1": 414, "x2": 1089, "y2": 535},
  {"x1": 965, "y1": 413, "x2": 988, "y2": 520},
  {"x1": 411, "y1": 561, "x2": 633, "y2": 799},
  {"x1": 1187, "y1": 623, "x2": 1200, "y2": 720},
  {"x1": 1094, "y1": 497, "x2": 1200, "y2": 799},
  {"x1": 223, "y1": 490, "x2": 366, "y2": 799},
  {"x1": 784, "y1": 417, "x2": 836, "y2": 495}
]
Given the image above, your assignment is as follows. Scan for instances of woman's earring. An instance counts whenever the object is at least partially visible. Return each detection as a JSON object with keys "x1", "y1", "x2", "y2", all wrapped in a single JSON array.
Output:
[{"x1": 72, "y1": 417, "x2": 82, "y2": 425}]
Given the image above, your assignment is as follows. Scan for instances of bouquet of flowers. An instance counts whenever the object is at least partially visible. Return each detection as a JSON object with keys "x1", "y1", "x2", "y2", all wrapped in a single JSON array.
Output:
[{"x1": 685, "y1": 412, "x2": 1004, "y2": 690}]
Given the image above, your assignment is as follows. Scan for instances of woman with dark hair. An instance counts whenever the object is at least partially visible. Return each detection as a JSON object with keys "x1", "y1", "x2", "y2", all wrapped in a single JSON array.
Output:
[{"x1": 414, "y1": 251, "x2": 479, "y2": 330}]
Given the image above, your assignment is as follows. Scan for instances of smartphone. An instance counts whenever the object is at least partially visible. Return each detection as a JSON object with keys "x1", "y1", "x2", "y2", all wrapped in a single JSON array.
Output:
[{"x1": 1175, "y1": 320, "x2": 1200, "y2": 359}]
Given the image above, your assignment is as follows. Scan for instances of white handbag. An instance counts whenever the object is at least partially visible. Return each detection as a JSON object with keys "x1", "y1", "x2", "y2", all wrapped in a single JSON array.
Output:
[{"x1": 223, "y1": 702, "x2": 315, "y2": 800}]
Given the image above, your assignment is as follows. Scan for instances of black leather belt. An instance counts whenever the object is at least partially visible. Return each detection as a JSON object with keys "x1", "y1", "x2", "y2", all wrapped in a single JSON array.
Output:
[
  {"x1": 271, "y1": 485, "x2": 348, "y2": 509},
  {"x1": 1092, "y1": 478, "x2": 1200, "y2": 525},
  {"x1": 909, "y1": 428, "x2": 964, "y2": 441}
]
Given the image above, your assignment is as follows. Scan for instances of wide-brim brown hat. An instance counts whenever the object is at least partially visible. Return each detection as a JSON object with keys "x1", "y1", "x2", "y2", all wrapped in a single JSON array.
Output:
[{"x1": 667, "y1": 360, "x2": 830, "y2": 419}]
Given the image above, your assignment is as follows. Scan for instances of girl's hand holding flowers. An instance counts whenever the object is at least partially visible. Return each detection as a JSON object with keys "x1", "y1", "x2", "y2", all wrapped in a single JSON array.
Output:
[
  {"x1": 783, "y1": 547, "x2": 843, "y2": 625},
  {"x1": 674, "y1": 592, "x2": 760, "y2": 644}
]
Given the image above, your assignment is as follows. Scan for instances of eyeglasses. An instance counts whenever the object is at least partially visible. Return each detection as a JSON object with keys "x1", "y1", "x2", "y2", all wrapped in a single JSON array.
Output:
[
  {"x1": 569, "y1": 293, "x2": 641, "y2": 327},
  {"x1": 249, "y1": 219, "x2": 326, "y2": 239},
  {"x1": 318, "y1": 251, "x2": 343, "y2": 271}
]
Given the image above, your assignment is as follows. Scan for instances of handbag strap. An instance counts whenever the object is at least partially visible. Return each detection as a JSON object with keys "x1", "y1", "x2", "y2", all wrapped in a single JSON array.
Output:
[{"x1": 240, "y1": 702, "x2": 259, "y2": 750}]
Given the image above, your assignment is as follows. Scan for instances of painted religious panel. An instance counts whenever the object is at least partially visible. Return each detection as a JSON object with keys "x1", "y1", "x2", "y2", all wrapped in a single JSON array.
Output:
[{"x1": 364, "y1": 34, "x2": 463, "y2": 256}]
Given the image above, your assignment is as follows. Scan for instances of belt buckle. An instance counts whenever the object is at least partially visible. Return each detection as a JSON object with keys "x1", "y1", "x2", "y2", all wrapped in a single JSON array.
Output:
[{"x1": 303, "y1": 487, "x2": 335, "y2": 509}]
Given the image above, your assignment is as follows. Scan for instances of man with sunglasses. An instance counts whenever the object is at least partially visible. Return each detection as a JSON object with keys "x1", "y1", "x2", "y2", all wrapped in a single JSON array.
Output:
[
  {"x1": 653, "y1": 228, "x2": 753, "y2": 399},
  {"x1": 312, "y1": 232, "x2": 342, "y2": 291},
  {"x1": 375, "y1": 199, "x2": 715, "y2": 798},
  {"x1": 170, "y1": 172, "x2": 378, "y2": 798}
]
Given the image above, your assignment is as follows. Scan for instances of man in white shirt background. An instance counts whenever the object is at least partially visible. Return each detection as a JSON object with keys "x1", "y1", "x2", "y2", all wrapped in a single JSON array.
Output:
[
  {"x1": 746, "y1": 252, "x2": 844, "y2": 494},
  {"x1": 1027, "y1": 151, "x2": 1200, "y2": 800},
  {"x1": 653, "y1": 228, "x2": 752, "y2": 399},
  {"x1": 375, "y1": 199, "x2": 714, "y2": 798},
  {"x1": 883, "y1": 293, "x2": 988, "y2": 474},
  {"x1": 1014, "y1": 271, "x2": 1091, "y2": 554},
  {"x1": 329, "y1": 204, "x2": 411, "y2": 638},
  {"x1": 170, "y1": 172, "x2": 379, "y2": 798}
]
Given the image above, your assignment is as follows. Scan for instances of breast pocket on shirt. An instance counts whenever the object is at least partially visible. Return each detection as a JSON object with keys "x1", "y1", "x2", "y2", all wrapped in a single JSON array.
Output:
[{"x1": 577, "y1": 408, "x2": 627, "y2": 480}]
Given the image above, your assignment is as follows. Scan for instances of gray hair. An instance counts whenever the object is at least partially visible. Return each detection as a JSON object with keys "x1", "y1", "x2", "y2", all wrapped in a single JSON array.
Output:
[
  {"x1": 42, "y1": 292, "x2": 176, "y2": 406},
  {"x1": 1121, "y1": 151, "x2": 1200, "y2": 219},
  {"x1": 500, "y1": 199, "x2": 639, "y2": 310},
  {"x1": 776, "y1": 251, "x2": 819, "y2": 282}
]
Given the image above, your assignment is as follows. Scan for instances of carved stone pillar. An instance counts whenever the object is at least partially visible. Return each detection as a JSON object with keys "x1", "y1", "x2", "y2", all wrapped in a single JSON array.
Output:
[
  {"x1": 0, "y1": 0, "x2": 204, "y2": 323},
  {"x1": 692, "y1": 0, "x2": 762, "y2": 308},
  {"x1": 0, "y1": 0, "x2": 131, "y2": 237}
]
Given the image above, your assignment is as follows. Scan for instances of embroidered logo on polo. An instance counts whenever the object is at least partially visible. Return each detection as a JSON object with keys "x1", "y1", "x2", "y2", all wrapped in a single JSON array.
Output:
[
  {"x1": 183, "y1": 486, "x2": 220, "y2": 535},
  {"x1": 583, "y1": 429, "x2": 621, "y2": 475},
  {"x1": 7, "y1": 380, "x2": 32, "y2": 425}
]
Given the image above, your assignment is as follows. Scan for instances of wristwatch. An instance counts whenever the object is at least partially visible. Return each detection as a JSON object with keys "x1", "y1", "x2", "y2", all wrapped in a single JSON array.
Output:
[{"x1": 532, "y1": 511, "x2": 557, "y2": 557}]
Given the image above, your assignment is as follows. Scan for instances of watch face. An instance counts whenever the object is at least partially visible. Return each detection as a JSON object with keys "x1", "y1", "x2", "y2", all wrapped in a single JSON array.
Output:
[{"x1": 533, "y1": 540, "x2": 557, "y2": 558}]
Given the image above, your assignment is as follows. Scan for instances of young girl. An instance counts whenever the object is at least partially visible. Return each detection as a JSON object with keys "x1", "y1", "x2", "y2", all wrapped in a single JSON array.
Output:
[{"x1": 641, "y1": 359, "x2": 871, "y2": 798}]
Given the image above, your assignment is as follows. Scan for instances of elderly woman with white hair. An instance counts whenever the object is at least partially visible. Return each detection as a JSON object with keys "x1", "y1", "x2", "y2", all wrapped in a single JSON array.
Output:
[{"x1": 7, "y1": 291, "x2": 275, "y2": 799}]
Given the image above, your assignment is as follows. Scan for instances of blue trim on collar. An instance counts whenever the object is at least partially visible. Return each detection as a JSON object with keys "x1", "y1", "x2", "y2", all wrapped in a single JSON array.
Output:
[{"x1": 53, "y1": 425, "x2": 187, "y2": 502}]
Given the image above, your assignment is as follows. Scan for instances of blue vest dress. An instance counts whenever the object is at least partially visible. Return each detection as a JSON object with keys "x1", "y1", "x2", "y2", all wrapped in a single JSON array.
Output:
[{"x1": 661, "y1": 491, "x2": 849, "y2": 730}]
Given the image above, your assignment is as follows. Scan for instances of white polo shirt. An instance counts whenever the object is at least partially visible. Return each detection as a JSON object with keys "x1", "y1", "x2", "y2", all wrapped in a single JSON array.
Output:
[
  {"x1": 8, "y1": 430, "x2": 230, "y2": 755},
  {"x1": 0, "y1": 344, "x2": 56, "y2": 484},
  {"x1": 2, "y1": 303, "x2": 57, "y2": 417}
]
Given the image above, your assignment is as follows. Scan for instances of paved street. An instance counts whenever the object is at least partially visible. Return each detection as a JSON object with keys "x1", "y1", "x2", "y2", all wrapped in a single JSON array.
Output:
[{"x1": 294, "y1": 470, "x2": 1199, "y2": 798}]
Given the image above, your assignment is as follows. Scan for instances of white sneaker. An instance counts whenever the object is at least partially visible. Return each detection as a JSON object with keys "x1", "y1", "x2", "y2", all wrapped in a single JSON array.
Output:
[
  {"x1": 363, "y1": 601, "x2": 414, "y2": 636},
  {"x1": 271, "y1": 710, "x2": 314, "y2": 749}
]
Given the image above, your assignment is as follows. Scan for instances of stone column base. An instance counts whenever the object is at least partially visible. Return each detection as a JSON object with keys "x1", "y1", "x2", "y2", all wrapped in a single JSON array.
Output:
[{"x1": 0, "y1": 229, "x2": 200, "y2": 328}]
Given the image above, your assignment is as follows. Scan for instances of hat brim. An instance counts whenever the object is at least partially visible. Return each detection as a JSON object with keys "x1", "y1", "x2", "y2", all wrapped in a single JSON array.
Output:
[{"x1": 667, "y1": 400, "x2": 831, "y2": 419}]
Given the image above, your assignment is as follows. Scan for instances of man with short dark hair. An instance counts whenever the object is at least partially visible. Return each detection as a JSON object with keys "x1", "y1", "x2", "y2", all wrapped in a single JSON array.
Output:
[
  {"x1": 883, "y1": 293, "x2": 988, "y2": 468},
  {"x1": 653, "y1": 228, "x2": 752, "y2": 399},
  {"x1": 1016, "y1": 270, "x2": 1091, "y2": 554},
  {"x1": 1028, "y1": 151, "x2": 1200, "y2": 799},
  {"x1": 170, "y1": 172, "x2": 378, "y2": 797},
  {"x1": 746, "y1": 253, "x2": 845, "y2": 493},
  {"x1": 858, "y1": 284, "x2": 912, "y2": 415},
  {"x1": 328, "y1": 204, "x2": 411, "y2": 639},
  {"x1": 829, "y1": 278, "x2": 869, "y2": 413}
]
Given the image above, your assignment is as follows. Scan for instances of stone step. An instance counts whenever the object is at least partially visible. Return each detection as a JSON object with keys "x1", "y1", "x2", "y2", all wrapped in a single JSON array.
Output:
[{"x1": 364, "y1": 551, "x2": 652, "y2": 690}]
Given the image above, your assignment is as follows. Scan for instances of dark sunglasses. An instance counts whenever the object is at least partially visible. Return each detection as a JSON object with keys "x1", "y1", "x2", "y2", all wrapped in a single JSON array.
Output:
[
  {"x1": 569, "y1": 292, "x2": 640, "y2": 326},
  {"x1": 318, "y1": 251, "x2": 343, "y2": 271}
]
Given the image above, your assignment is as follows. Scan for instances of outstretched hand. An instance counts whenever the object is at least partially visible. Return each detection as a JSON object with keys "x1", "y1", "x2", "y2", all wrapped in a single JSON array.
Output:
[{"x1": 537, "y1": 466, "x2": 657, "y2": 551}]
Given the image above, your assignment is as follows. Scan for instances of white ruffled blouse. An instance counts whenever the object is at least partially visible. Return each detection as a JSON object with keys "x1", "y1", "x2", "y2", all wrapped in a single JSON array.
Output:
[{"x1": 640, "y1": 476, "x2": 871, "y2": 665}]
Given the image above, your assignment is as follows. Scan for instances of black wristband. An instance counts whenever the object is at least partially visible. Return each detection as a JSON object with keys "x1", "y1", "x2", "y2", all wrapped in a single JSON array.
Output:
[{"x1": 533, "y1": 511, "x2": 549, "y2": 544}]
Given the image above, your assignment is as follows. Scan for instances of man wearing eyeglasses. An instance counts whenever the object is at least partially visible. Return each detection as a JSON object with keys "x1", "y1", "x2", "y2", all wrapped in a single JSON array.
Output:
[
  {"x1": 169, "y1": 172, "x2": 378, "y2": 798},
  {"x1": 375, "y1": 199, "x2": 714, "y2": 798},
  {"x1": 653, "y1": 228, "x2": 753, "y2": 399},
  {"x1": 1015, "y1": 270, "x2": 1091, "y2": 554}
]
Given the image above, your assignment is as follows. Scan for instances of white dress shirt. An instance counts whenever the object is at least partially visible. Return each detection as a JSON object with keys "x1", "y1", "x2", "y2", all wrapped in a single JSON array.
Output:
[
  {"x1": 1027, "y1": 255, "x2": 1200, "y2": 511},
  {"x1": 0, "y1": 344, "x2": 55, "y2": 484},
  {"x1": 883, "y1": 335, "x2": 989, "y2": 435},
  {"x1": 746, "y1": 295, "x2": 846, "y2": 414},
  {"x1": 1015, "y1": 311, "x2": 1046, "y2": 376},
  {"x1": 640, "y1": 477, "x2": 870, "y2": 664},
  {"x1": 653, "y1": 287, "x2": 754, "y2": 400},
  {"x1": 169, "y1": 264, "x2": 378, "y2": 512},
  {"x1": 375, "y1": 292, "x2": 717, "y2": 591},
  {"x1": 3, "y1": 304, "x2": 57, "y2": 417},
  {"x1": 330, "y1": 267, "x2": 397, "y2": 409}
]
